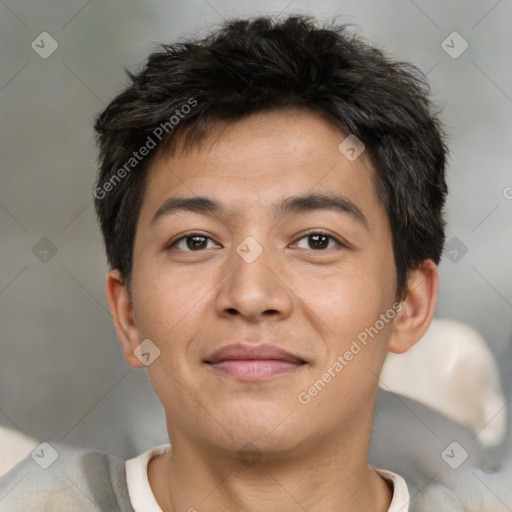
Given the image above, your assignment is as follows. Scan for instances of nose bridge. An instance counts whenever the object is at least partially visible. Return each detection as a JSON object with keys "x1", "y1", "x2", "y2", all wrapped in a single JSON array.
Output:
[{"x1": 216, "y1": 234, "x2": 292, "y2": 320}]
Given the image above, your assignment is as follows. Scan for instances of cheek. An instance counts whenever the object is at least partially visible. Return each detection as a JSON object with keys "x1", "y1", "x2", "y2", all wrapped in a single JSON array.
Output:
[
  {"x1": 131, "y1": 265, "x2": 209, "y2": 408},
  {"x1": 303, "y1": 267, "x2": 395, "y2": 411},
  {"x1": 131, "y1": 255, "x2": 210, "y2": 339},
  {"x1": 298, "y1": 259, "x2": 396, "y2": 393},
  {"x1": 297, "y1": 260, "x2": 389, "y2": 336}
]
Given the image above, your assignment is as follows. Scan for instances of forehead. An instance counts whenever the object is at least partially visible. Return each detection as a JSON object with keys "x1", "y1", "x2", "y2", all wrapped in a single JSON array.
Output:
[{"x1": 138, "y1": 109, "x2": 385, "y2": 229}]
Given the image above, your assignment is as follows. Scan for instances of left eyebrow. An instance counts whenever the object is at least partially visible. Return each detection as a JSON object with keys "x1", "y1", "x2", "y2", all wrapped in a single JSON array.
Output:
[
  {"x1": 151, "y1": 192, "x2": 369, "y2": 231},
  {"x1": 275, "y1": 192, "x2": 369, "y2": 231}
]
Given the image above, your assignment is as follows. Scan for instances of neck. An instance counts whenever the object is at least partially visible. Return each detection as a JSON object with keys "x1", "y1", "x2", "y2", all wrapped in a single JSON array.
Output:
[{"x1": 148, "y1": 428, "x2": 393, "y2": 512}]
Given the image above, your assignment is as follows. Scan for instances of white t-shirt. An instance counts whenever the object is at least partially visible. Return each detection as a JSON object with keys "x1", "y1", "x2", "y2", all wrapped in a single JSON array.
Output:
[{"x1": 126, "y1": 445, "x2": 410, "y2": 512}]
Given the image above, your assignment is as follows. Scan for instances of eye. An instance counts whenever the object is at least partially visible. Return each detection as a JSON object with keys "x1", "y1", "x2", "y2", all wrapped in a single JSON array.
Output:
[
  {"x1": 167, "y1": 233, "x2": 219, "y2": 251},
  {"x1": 166, "y1": 231, "x2": 345, "y2": 252},
  {"x1": 293, "y1": 232, "x2": 344, "y2": 250}
]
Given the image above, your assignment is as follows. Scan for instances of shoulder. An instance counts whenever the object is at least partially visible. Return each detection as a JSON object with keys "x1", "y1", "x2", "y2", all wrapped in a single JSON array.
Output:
[
  {"x1": 400, "y1": 462, "x2": 512, "y2": 512},
  {"x1": 403, "y1": 477, "x2": 464, "y2": 512},
  {"x1": 374, "y1": 468, "x2": 464, "y2": 512},
  {"x1": 0, "y1": 442, "x2": 134, "y2": 512}
]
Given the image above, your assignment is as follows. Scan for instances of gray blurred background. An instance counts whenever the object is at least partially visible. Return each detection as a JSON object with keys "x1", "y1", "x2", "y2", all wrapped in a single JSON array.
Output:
[{"x1": 1, "y1": 0, "x2": 511, "y2": 460}]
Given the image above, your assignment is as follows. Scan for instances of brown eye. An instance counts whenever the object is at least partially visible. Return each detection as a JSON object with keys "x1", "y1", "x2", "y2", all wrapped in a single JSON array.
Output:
[
  {"x1": 168, "y1": 234, "x2": 218, "y2": 251},
  {"x1": 308, "y1": 234, "x2": 329, "y2": 249},
  {"x1": 294, "y1": 233, "x2": 342, "y2": 250},
  {"x1": 186, "y1": 236, "x2": 208, "y2": 250}
]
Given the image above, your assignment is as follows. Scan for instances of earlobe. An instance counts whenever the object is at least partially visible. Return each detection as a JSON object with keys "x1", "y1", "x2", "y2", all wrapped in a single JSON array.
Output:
[
  {"x1": 105, "y1": 269, "x2": 144, "y2": 368},
  {"x1": 387, "y1": 259, "x2": 439, "y2": 354}
]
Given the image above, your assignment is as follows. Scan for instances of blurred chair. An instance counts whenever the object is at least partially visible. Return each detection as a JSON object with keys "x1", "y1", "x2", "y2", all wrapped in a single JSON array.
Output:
[
  {"x1": 380, "y1": 318, "x2": 508, "y2": 448},
  {"x1": 0, "y1": 426, "x2": 38, "y2": 477}
]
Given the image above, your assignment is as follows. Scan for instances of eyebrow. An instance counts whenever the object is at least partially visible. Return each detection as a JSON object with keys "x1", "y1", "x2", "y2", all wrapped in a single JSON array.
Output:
[{"x1": 151, "y1": 192, "x2": 369, "y2": 230}]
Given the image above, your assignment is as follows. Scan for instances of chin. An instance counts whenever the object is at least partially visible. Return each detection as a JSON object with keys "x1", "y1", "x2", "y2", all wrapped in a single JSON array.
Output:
[{"x1": 214, "y1": 400, "x2": 305, "y2": 449}]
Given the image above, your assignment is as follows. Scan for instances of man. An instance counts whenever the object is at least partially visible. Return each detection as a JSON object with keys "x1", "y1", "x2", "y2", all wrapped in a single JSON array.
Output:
[{"x1": 1, "y1": 14, "x2": 510, "y2": 512}]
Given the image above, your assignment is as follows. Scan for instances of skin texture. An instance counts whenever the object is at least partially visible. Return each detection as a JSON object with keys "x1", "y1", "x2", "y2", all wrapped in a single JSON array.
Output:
[{"x1": 106, "y1": 109, "x2": 438, "y2": 511}]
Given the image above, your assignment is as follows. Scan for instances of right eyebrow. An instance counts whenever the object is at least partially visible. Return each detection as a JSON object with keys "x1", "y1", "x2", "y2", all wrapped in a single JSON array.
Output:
[{"x1": 152, "y1": 196, "x2": 224, "y2": 224}]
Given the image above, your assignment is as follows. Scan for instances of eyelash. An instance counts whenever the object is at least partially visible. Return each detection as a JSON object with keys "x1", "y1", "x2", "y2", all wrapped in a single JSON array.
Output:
[{"x1": 166, "y1": 231, "x2": 346, "y2": 252}]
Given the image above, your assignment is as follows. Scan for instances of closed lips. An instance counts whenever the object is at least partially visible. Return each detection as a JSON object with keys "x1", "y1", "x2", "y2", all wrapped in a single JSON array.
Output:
[{"x1": 204, "y1": 344, "x2": 306, "y2": 364}]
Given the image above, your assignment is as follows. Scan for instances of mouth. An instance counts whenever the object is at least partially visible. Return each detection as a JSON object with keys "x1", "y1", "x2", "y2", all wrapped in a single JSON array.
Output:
[{"x1": 204, "y1": 343, "x2": 307, "y2": 381}]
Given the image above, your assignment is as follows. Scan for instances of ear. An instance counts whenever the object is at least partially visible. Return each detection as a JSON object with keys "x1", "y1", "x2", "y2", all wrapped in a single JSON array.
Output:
[
  {"x1": 388, "y1": 259, "x2": 439, "y2": 354},
  {"x1": 105, "y1": 269, "x2": 144, "y2": 368}
]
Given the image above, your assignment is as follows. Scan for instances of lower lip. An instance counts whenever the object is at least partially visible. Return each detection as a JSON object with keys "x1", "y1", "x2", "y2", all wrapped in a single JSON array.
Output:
[{"x1": 207, "y1": 360, "x2": 304, "y2": 380}]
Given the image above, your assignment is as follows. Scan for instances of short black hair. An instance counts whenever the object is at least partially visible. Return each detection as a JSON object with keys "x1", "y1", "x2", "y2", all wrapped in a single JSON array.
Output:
[{"x1": 94, "y1": 14, "x2": 448, "y2": 300}]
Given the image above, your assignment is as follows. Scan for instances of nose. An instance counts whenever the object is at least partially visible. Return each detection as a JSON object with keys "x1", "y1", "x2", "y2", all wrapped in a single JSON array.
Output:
[{"x1": 214, "y1": 239, "x2": 294, "y2": 323}]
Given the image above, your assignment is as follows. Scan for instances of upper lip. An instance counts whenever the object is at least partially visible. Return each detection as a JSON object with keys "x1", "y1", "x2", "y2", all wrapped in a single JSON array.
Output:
[{"x1": 204, "y1": 344, "x2": 306, "y2": 364}]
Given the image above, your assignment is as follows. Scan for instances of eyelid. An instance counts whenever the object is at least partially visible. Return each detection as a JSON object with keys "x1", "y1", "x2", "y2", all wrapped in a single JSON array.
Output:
[
  {"x1": 292, "y1": 230, "x2": 349, "y2": 249},
  {"x1": 165, "y1": 231, "x2": 221, "y2": 251}
]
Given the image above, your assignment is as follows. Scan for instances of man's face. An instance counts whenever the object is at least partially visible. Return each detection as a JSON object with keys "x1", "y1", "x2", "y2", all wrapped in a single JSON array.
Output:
[{"x1": 129, "y1": 109, "x2": 399, "y2": 456}]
